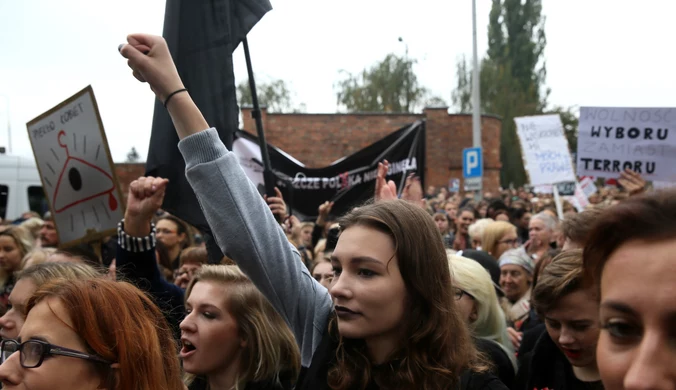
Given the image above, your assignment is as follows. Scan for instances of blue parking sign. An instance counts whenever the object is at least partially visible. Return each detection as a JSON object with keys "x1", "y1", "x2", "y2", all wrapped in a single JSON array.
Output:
[{"x1": 463, "y1": 147, "x2": 483, "y2": 178}]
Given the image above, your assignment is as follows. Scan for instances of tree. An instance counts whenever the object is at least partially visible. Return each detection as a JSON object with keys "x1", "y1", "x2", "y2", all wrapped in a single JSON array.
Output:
[
  {"x1": 336, "y1": 53, "x2": 446, "y2": 113},
  {"x1": 452, "y1": 0, "x2": 549, "y2": 187},
  {"x1": 237, "y1": 78, "x2": 300, "y2": 113},
  {"x1": 126, "y1": 147, "x2": 140, "y2": 163}
]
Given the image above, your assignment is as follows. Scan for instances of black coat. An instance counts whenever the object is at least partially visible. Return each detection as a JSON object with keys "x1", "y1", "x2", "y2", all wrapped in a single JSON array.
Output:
[
  {"x1": 513, "y1": 332, "x2": 604, "y2": 390},
  {"x1": 296, "y1": 328, "x2": 509, "y2": 390}
]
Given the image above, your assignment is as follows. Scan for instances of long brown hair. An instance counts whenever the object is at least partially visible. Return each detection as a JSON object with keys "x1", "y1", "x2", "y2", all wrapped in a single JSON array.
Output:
[
  {"x1": 328, "y1": 200, "x2": 482, "y2": 390},
  {"x1": 27, "y1": 278, "x2": 183, "y2": 390}
]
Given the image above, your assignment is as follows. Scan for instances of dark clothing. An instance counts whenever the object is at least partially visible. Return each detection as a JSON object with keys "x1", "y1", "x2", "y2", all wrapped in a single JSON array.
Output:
[
  {"x1": 116, "y1": 221, "x2": 185, "y2": 339},
  {"x1": 446, "y1": 231, "x2": 471, "y2": 251},
  {"x1": 475, "y1": 338, "x2": 515, "y2": 389},
  {"x1": 188, "y1": 375, "x2": 295, "y2": 390},
  {"x1": 297, "y1": 322, "x2": 508, "y2": 390},
  {"x1": 514, "y1": 332, "x2": 603, "y2": 390},
  {"x1": 518, "y1": 308, "x2": 544, "y2": 335},
  {"x1": 517, "y1": 227, "x2": 528, "y2": 245},
  {"x1": 517, "y1": 323, "x2": 546, "y2": 359}
]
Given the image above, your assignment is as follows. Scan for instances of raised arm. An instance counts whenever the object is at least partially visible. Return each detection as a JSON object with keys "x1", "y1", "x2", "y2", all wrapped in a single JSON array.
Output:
[
  {"x1": 116, "y1": 176, "x2": 185, "y2": 338},
  {"x1": 119, "y1": 34, "x2": 332, "y2": 366}
]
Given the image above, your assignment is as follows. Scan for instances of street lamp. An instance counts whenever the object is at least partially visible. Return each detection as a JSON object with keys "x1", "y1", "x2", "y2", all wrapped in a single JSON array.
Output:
[
  {"x1": 0, "y1": 97, "x2": 11, "y2": 154},
  {"x1": 398, "y1": 37, "x2": 410, "y2": 112},
  {"x1": 471, "y1": 0, "x2": 482, "y2": 148}
]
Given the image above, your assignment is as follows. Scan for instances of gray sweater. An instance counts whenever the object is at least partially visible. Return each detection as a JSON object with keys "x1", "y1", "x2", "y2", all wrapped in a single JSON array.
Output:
[{"x1": 178, "y1": 128, "x2": 333, "y2": 368}]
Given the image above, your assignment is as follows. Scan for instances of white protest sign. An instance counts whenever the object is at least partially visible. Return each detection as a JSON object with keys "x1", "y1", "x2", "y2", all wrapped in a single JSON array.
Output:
[
  {"x1": 514, "y1": 115, "x2": 576, "y2": 186},
  {"x1": 564, "y1": 183, "x2": 590, "y2": 212},
  {"x1": 26, "y1": 86, "x2": 124, "y2": 248},
  {"x1": 577, "y1": 107, "x2": 676, "y2": 181},
  {"x1": 579, "y1": 176, "x2": 598, "y2": 198}
]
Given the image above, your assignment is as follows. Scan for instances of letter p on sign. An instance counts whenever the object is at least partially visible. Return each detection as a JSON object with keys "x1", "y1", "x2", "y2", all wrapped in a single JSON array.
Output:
[{"x1": 462, "y1": 147, "x2": 483, "y2": 179}]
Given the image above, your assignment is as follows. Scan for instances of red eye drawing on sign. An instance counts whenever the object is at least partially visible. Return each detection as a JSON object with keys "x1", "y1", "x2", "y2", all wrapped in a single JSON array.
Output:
[{"x1": 51, "y1": 130, "x2": 118, "y2": 213}]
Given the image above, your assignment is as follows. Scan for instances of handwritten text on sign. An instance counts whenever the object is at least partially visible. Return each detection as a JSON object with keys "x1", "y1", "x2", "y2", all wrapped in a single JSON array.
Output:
[
  {"x1": 514, "y1": 115, "x2": 575, "y2": 186},
  {"x1": 577, "y1": 107, "x2": 676, "y2": 181}
]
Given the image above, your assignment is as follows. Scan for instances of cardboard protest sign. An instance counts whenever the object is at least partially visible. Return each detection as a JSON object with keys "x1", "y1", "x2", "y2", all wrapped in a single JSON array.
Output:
[
  {"x1": 577, "y1": 107, "x2": 676, "y2": 181},
  {"x1": 514, "y1": 115, "x2": 576, "y2": 186},
  {"x1": 26, "y1": 86, "x2": 124, "y2": 248}
]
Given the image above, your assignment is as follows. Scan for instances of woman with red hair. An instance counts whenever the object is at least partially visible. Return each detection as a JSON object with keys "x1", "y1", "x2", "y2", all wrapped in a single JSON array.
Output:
[{"x1": 0, "y1": 278, "x2": 183, "y2": 390}]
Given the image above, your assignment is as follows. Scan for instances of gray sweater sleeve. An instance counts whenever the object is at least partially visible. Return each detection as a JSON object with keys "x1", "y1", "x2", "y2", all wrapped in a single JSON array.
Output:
[{"x1": 178, "y1": 128, "x2": 332, "y2": 367}]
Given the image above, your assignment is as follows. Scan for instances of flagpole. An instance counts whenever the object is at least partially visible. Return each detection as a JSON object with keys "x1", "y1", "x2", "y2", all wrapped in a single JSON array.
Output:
[{"x1": 242, "y1": 37, "x2": 276, "y2": 198}]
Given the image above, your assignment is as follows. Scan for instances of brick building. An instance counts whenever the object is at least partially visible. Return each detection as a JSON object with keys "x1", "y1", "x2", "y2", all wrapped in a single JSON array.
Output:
[
  {"x1": 241, "y1": 106, "x2": 502, "y2": 193},
  {"x1": 113, "y1": 107, "x2": 502, "y2": 199}
]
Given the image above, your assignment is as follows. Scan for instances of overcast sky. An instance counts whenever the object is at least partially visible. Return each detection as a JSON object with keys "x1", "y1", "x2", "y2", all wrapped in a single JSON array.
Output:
[{"x1": 0, "y1": 0, "x2": 673, "y2": 162}]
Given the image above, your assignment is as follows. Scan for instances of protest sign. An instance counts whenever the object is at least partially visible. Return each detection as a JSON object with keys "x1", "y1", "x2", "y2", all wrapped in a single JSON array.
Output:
[
  {"x1": 233, "y1": 121, "x2": 425, "y2": 218},
  {"x1": 514, "y1": 115, "x2": 576, "y2": 186},
  {"x1": 579, "y1": 176, "x2": 598, "y2": 198},
  {"x1": 26, "y1": 86, "x2": 124, "y2": 248},
  {"x1": 577, "y1": 107, "x2": 676, "y2": 181}
]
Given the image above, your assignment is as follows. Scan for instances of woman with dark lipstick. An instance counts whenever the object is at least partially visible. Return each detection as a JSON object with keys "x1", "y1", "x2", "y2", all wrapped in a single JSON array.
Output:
[
  {"x1": 119, "y1": 34, "x2": 507, "y2": 389},
  {"x1": 514, "y1": 249, "x2": 603, "y2": 390}
]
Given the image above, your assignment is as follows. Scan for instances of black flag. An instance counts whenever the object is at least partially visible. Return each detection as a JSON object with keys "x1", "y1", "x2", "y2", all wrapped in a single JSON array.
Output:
[{"x1": 146, "y1": 0, "x2": 272, "y2": 262}]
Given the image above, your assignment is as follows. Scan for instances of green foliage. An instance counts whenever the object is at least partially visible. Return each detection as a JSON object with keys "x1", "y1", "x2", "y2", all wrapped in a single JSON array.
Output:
[
  {"x1": 335, "y1": 54, "x2": 445, "y2": 113},
  {"x1": 453, "y1": 0, "x2": 558, "y2": 187},
  {"x1": 126, "y1": 147, "x2": 140, "y2": 163},
  {"x1": 237, "y1": 78, "x2": 300, "y2": 113}
]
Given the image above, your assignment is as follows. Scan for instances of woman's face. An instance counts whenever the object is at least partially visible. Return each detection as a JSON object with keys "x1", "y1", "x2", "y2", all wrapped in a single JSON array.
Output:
[
  {"x1": 0, "y1": 236, "x2": 22, "y2": 273},
  {"x1": 456, "y1": 211, "x2": 475, "y2": 235},
  {"x1": 597, "y1": 239, "x2": 676, "y2": 389},
  {"x1": 180, "y1": 281, "x2": 244, "y2": 377},
  {"x1": 544, "y1": 288, "x2": 600, "y2": 369},
  {"x1": 454, "y1": 288, "x2": 477, "y2": 324},
  {"x1": 0, "y1": 279, "x2": 37, "y2": 340},
  {"x1": 499, "y1": 264, "x2": 531, "y2": 303},
  {"x1": 444, "y1": 203, "x2": 458, "y2": 221},
  {"x1": 494, "y1": 230, "x2": 519, "y2": 260},
  {"x1": 312, "y1": 261, "x2": 333, "y2": 290},
  {"x1": 0, "y1": 299, "x2": 103, "y2": 389},
  {"x1": 156, "y1": 220, "x2": 185, "y2": 250},
  {"x1": 434, "y1": 216, "x2": 449, "y2": 233},
  {"x1": 330, "y1": 226, "x2": 407, "y2": 356}
]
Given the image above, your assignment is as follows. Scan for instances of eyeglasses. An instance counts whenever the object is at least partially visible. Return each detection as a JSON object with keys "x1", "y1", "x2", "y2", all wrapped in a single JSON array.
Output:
[
  {"x1": 0, "y1": 339, "x2": 111, "y2": 368},
  {"x1": 453, "y1": 288, "x2": 474, "y2": 301},
  {"x1": 498, "y1": 238, "x2": 519, "y2": 246}
]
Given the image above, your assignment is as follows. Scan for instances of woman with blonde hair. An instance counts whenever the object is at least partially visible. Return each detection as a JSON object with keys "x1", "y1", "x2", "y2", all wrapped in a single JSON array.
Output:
[
  {"x1": 0, "y1": 262, "x2": 101, "y2": 340},
  {"x1": 450, "y1": 255, "x2": 516, "y2": 387},
  {"x1": 0, "y1": 226, "x2": 34, "y2": 312},
  {"x1": 482, "y1": 221, "x2": 519, "y2": 260},
  {"x1": 181, "y1": 265, "x2": 301, "y2": 390},
  {"x1": 19, "y1": 248, "x2": 57, "y2": 269}
]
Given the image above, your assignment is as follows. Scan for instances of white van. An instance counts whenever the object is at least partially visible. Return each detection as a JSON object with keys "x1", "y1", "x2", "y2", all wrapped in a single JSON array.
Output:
[{"x1": 0, "y1": 154, "x2": 47, "y2": 221}]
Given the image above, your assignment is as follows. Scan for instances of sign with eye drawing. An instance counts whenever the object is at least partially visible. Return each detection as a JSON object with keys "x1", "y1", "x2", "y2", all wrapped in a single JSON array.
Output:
[{"x1": 27, "y1": 86, "x2": 124, "y2": 247}]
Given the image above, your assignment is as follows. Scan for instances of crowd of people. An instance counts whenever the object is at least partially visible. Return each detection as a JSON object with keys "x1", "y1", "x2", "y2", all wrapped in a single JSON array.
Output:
[{"x1": 0, "y1": 33, "x2": 671, "y2": 389}]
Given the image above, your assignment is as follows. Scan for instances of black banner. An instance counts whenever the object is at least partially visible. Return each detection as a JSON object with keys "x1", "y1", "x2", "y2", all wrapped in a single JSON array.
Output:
[
  {"x1": 233, "y1": 121, "x2": 426, "y2": 219},
  {"x1": 146, "y1": 0, "x2": 271, "y2": 262}
]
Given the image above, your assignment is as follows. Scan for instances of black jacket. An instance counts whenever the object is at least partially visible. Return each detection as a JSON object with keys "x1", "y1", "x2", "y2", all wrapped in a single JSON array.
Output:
[
  {"x1": 188, "y1": 375, "x2": 294, "y2": 390},
  {"x1": 297, "y1": 327, "x2": 509, "y2": 390},
  {"x1": 475, "y1": 338, "x2": 515, "y2": 389},
  {"x1": 513, "y1": 332, "x2": 603, "y2": 390}
]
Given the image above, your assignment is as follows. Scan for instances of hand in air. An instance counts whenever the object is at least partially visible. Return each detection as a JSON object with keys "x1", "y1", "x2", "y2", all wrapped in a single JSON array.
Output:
[
  {"x1": 118, "y1": 34, "x2": 185, "y2": 102},
  {"x1": 375, "y1": 160, "x2": 397, "y2": 202},
  {"x1": 126, "y1": 176, "x2": 168, "y2": 221}
]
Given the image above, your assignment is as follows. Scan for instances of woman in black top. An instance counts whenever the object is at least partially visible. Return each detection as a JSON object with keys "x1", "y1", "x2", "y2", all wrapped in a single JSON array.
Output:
[
  {"x1": 120, "y1": 34, "x2": 507, "y2": 390},
  {"x1": 515, "y1": 250, "x2": 603, "y2": 389}
]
